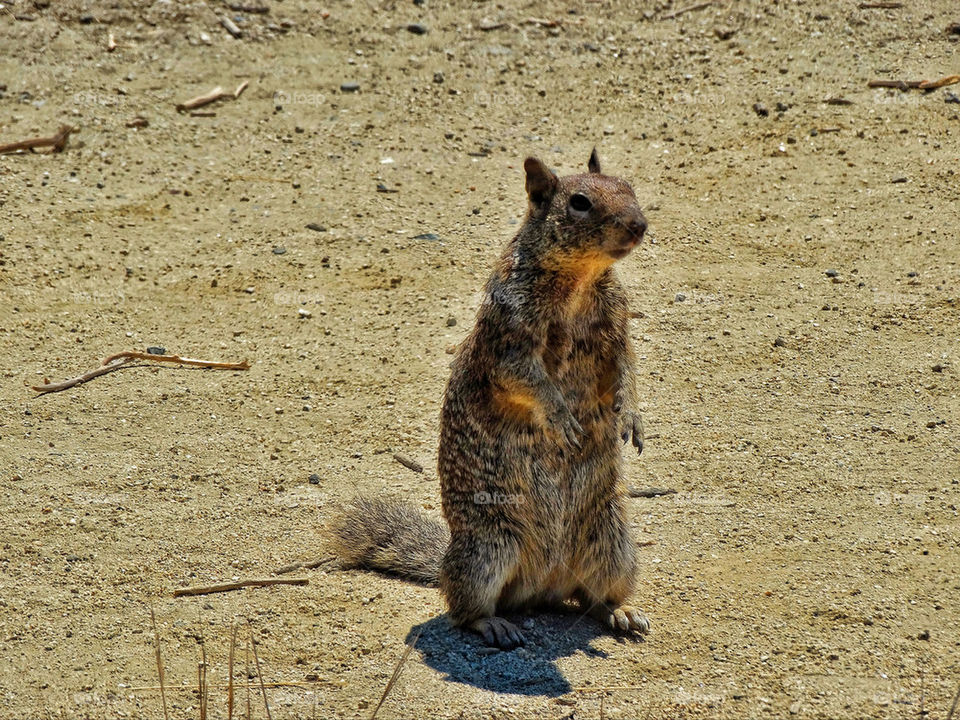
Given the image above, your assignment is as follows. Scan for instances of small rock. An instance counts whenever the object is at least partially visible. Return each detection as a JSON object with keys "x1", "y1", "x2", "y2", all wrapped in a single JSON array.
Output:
[
  {"x1": 932, "y1": 364, "x2": 945, "y2": 373},
  {"x1": 147, "y1": 346, "x2": 167, "y2": 355},
  {"x1": 79, "y1": 13, "x2": 95, "y2": 23},
  {"x1": 406, "y1": 22, "x2": 428, "y2": 34},
  {"x1": 413, "y1": 232, "x2": 440, "y2": 241},
  {"x1": 715, "y1": 26, "x2": 735, "y2": 40},
  {"x1": 340, "y1": 82, "x2": 360, "y2": 93},
  {"x1": 918, "y1": 629, "x2": 930, "y2": 641},
  {"x1": 945, "y1": 91, "x2": 960, "y2": 104},
  {"x1": 376, "y1": 183, "x2": 398, "y2": 194},
  {"x1": 433, "y1": 71, "x2": 444, "y2": 84},
  {"x1": 272, "y1": 246, "x2": 287, "y2": 255},
  {"x1": 298, "y1": 308, "x2": 312, "y2": 318},
  {"x1": 776, "y1": 101, "x2": 790, "y2": 112},
  {"x1": 773, "y1": 337, "x2": 788, "y2": 348},
  {"x1": 308, "y1": 474, "x2": 320, "y2": 485},
  {"x1": 306, "y1": 223, "x2": 326, "y2": 232},
  {"x1": 891, "y1": 176, "x2": 908, "y2": 184},
  {"x1": 446, "y1": 317, "x2": 457, "y2": 327},
  {"x1": 825, "y1": 268, "x2": 839, "y2": 277},
  {"x1": 674, "y1": 292, "x2": 687, "y2": 302},
  {"x1": 244, "y1": 286, "x2": 255, "y2": 294},
  {"x1": 752, "y1": 102, "x2": 769, "y2": 117}
]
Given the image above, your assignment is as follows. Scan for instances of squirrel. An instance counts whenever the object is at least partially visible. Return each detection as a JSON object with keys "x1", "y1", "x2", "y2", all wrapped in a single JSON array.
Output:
[{"x1": 330, "y1": 149, "x2": 649, "y2": 650}]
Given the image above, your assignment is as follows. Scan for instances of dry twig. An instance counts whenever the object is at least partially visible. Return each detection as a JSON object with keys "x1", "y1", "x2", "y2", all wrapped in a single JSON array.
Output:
[
  {"x1": 858, "y1": 1, "x2": 902, "y2": 7},
  {"x1": 173, "y1": 578, "x2": 308, "y2": 597},
  {"x1": 0, "y1": 125, "x2": 74, "y2": 155},
  {"x1": 868, "y1": 75, "x2": 960, "y2": 90},
  {"x1": 393, "y1": 453, "x2": 424, "y2": 473},
  {"x1": 662, "y1": 1, "x2": 713, "y2": 19},
  {"x1": 273, "y1": 557, "x2": 335, "y2": 575},
  {"x1": 627, "y1": 487, "x2": 677, "y2": 499},
  {"x1": 149, "y1": 605, "x2": 170, "y2": 720},
  {"x1": 176, "y1": 81, "x2": 250, "y2": 112},
  {"x1": 247, "y1": 622, "x2": 273, "y2": 720},
  {"x1": 228, "y1": 623, "x2": 237, "y2": 720},
  {"x1": 370, "y1": 630, "x2": 420, "y2": 720},
  {"x1": 32, "y1": 350, "x2": 249, "y2": 394}
]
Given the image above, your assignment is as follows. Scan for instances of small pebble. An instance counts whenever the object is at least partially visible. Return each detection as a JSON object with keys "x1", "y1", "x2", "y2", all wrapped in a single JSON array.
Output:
[
  {"x1": 752, "y1": 102, "x2": 769, "y2": 117},
  {"x1": 298, "y1": 308, "x2": 312, "y2": 318},
  {"x1": 306, "y1": 223, "x2": 326, "y2": 232},
  {"x1": 413, "y1": 232, "x2": 440, "y2": 241},
  {"x1": 340, "y1": 82, "x2": 360, "y2": 93},
  {"x1": 406, "y1": 22, "x2": 428, "y2": 34},
  {"x1": 272, "y1": 246, "x2": 287, "y2": 255},
  {"x1": 825, "y1": 268, "x2": 838, "y2": 277},
  {"x1": 308, "y1": 474, "x2": 320, "y2": 485},
  {"x1": 446, "y1": 317, "x2": 457, "y2": 327},
  {"x1": 674, "y1": 292, "x2": 687, "y2": 303},
  {"x1": 147, "y1": 346, "x2": 167, "y2": 355},
  {"x1": 891, "y1": 176, "x2": 908, "y2": 184}
]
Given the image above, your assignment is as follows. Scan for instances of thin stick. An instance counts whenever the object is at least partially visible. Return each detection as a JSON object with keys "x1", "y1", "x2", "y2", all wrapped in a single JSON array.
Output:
[
  {"x1": 0, "y1": 125, "x2": 74, "y2": 154},
  {"x1": 662, "y1": 1, "x2": 713, "y2": 20},
  {"x1": 946, "y1": 681, "x2": 960, "y2": 720},
  {"x1": 220, "y1": 15, "x2": 243, "y2": 38},
  {"x1": 244, "y1": 637, "x2": 251, "y2": 720},
  {"x1": 274, "y1": 558, "x2": 335, "y2": 575},
  {"x1": 149, "y1": 605, "x2": 170, "y2": 720},
  {"x1": 198, "y1": 630, "x2": 208, "y2": 720},
  {"x1": 32, "y1": 351, "x2": 248, "y2": 394},
  {"x1": 228, "y1": 623, "x2": 237, "y2": 720},
  {"x1": 627, "y1": 487, "x2": 677, "y2": 498},
  {"x1": 370, "y1": 630, "x2": 420, "y2": 720},
  {"x1": 918, "y1": 74, "x2": 960, "y2": 90},
  {"x1": 248, "y1": 622, "x2": 273, "y2": 720},
  {"x1": 867, "y1": 79, "x2": 924, "y2": 89},
  {"x1": 129, "y1": 680, "x2": 336, "y2": 692},
  {"x1": 173, "y1": 578, "x2": 308, "y2": 597},
  {"x1": 858, "y1": 1, "x2": 902, "y2": 7},
  {"x1": 32, "y1": 356, "x2": 131, "y2": 394},
  {"x1": 176, "y1": 82, "x2": 250, "y2": 112},
  {"x1": 101, "y1": 350, "x2": 249, "y2": 369},
  {"x1": 393, "y1": 454, "x2": 424, "y2": 473}
]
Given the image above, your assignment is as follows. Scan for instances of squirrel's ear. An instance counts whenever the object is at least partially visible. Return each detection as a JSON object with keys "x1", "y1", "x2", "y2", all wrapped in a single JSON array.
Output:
[
  {"x1": 524, "y1": 157, "x2": 558, "y2": 208},
  {"x1": 588, "y1": 148, "x2": 602, "y2": 174}
]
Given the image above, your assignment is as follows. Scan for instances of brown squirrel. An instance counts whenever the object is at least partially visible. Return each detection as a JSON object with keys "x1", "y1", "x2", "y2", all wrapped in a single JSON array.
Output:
[{"x1": 331, "y1": 150, "x2": 649, "y2": 649}]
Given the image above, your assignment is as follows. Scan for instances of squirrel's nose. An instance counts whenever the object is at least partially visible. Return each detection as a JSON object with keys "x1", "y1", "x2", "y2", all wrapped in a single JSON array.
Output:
[{"x1": 627, "y1": 217, "x2": 647, "y2": 239}]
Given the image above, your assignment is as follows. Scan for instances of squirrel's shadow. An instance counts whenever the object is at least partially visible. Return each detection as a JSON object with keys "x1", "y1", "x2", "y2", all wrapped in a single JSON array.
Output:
[{"x1": 407, "y1": 611, "x2": 638, "y2": 697}]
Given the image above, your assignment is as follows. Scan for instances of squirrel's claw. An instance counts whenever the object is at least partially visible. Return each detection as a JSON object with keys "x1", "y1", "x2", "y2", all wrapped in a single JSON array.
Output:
[
  {"x1": 553, "y1": 407, "x2": 583, "y2": 450},
  {"x1": 471, "y1": 617, "x2": 526, "y2": 650},
  {"x1": 621, "y1": 412, "x2": 644, "y2": 455}
]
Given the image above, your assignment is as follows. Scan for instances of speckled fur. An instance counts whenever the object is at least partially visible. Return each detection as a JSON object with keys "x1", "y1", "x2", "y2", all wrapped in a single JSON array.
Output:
[{"x1": 331, "y1": 151, "x2": 650, "y2": 646}]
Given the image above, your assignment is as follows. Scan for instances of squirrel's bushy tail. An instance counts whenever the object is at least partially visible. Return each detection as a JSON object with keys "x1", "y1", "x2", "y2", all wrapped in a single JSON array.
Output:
[{"x1": 327, "y1": 497, "x2": 449, "y2": 586}]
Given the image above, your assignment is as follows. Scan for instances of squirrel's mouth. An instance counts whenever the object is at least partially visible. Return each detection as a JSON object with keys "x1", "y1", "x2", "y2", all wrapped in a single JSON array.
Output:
[{"x1": 606, "y1": 237, "x2": 639, "y2": 260}]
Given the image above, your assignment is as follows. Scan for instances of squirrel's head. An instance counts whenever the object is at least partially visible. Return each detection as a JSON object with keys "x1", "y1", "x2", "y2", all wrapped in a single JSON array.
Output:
[{"x1": 523, "y1": 149, "x2": 647, "y2": 273}]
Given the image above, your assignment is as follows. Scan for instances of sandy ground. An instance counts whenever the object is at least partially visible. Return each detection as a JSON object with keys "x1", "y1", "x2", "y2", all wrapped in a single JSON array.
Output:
[{"x1": 1, "y1": 0, "x2": 959, "y2": 718}]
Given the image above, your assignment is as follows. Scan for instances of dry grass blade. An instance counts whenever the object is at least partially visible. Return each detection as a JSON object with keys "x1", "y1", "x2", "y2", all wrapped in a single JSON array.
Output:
[
  {"x1": 228, "y1": 623, "x2": 237, "y2": 720},
  {"x1": 247, "y1": 621, "x2": 273, "y2": 720},
  {"x1": 947, "y1": 681, "x2": 960, "y2": 720},
  {"x1": 149, "y1": 605, "x2": 170, "y2": 720},
  {"x1": 198, "y1": 628, "x2": 208, "y2": 720},
  {"x1": 370, "y1": 629, "x2": 421, "y2": 720}
]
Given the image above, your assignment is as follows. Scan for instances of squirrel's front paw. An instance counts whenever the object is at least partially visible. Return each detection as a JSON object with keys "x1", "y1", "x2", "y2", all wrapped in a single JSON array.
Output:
[
  {"x1": 551, "y1": 406, "x2": 583, "y2": 449},
  {"x1": 620, "y1": 412, "x2": 644, "y2": 455}
]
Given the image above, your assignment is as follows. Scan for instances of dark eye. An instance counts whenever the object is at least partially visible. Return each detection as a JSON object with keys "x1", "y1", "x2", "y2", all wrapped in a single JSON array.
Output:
[{"x1": 569, "y1": 193, "x2": 592, "y2": 212}]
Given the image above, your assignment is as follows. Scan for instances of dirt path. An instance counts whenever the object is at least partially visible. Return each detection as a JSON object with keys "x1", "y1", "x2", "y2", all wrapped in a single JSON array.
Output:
[{"x1": 1, "y1": 1, "x2": 958, "y2": 718}]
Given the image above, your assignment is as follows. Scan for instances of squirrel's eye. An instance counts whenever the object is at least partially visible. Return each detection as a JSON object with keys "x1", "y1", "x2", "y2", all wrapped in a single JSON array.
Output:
[{"x1": 569, "y1": 194, "x2": 592, "y2": 213}]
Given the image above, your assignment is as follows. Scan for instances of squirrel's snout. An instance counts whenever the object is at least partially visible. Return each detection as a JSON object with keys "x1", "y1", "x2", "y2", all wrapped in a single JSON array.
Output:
[{"x1": 627, "y1": 216, "x2": 648, "y2": 239}]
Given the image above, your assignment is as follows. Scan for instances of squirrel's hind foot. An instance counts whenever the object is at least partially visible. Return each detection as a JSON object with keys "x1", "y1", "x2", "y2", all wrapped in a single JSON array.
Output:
[
  {"x1": 469, "y1": 616, "x2": 526, "y2": 650},
  {"x1": 591, "y1": 604, "x2": 651, "y2": 637}
]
